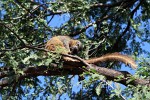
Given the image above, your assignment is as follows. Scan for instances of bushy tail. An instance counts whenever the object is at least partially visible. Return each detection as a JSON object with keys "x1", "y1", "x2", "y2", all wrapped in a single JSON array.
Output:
[{"x1": 86, "y1": 53, "x2": 137, "y2": 69}]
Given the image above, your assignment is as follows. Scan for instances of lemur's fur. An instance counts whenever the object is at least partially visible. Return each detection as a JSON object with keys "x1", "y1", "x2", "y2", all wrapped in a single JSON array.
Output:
[
  {"x1": 86, "y1": 52, "x2": 137, "y2": 69},
  {"x1": 45, "y1": 36, "x2": 82, "y2": 54},
  {"x1": 45, "y1": 36, "x2": 137, "y2": 69}
]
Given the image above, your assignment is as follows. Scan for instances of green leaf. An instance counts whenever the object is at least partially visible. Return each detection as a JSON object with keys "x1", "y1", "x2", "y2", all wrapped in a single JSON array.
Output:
[
  {"x1": 95, "y1": 83, "x2": 102, "y2": 96},
  {"x1": 45, "y1": 58, "x2": 52, "y2": 66}
]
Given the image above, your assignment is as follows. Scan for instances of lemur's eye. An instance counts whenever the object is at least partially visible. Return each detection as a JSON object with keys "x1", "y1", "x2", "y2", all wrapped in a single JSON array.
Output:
[{"x1": 76, "y1": 41, "x2": 80, "y2": 46}]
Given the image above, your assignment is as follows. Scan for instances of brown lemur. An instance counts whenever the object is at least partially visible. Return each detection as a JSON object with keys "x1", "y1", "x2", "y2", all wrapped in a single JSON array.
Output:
[
  {"x1": 45, "y1": 36, "x2": 137, "y2": 69},
  {"x1": 45, "y1": 35, "x2": 82, "y2": 55}
]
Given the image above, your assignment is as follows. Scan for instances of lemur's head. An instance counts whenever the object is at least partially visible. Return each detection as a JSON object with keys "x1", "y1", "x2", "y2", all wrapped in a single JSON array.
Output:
[{"x1": 69, "y1": 40, "x2": 82, "y2": 55}]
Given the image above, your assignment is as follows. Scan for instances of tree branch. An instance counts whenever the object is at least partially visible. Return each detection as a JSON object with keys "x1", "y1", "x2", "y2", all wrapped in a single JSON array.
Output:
[
  {"x1": 0, "y1": 56, "x2": 150, "y2": 89},
  {"x1": 69, "y1": 0, "x2": 137, "y2": 37},
  {"x1": 85, "y1": 64, "x2": 150, "y2": 86},
  {"x1": 90, "y1": 0, "x2": 135, "y2": 8},
  {"x1": 69, "y1": 15, "x2": 110, "y2": 36},
  {"x1": 0, "y1": 22, "x2": 26, "y2": 45},
  {"x1": 112, "y1": 0, "x2": 143, "y2": 51}
]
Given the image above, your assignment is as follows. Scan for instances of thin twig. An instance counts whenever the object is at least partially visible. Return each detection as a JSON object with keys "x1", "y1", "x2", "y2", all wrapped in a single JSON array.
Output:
[{"x1": 0, "y1": 23, "x2": 25, "y2": 45}]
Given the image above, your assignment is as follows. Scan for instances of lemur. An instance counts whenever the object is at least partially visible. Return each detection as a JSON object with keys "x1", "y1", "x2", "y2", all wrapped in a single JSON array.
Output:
[
  {"x1": 45, "y1": 35, "x2": 82, "y2": 55},
  {"x1": 45, "y1": 36, "x2": 137, "y2": 69}
]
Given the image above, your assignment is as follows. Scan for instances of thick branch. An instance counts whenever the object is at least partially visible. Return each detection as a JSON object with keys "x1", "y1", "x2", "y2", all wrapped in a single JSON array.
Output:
[
  {"x1": 0, "y1": 59, "x2": 150, "y2": 89},
  {"x1": 85, "y1": 64, "x2": 150, "y2": 86}
]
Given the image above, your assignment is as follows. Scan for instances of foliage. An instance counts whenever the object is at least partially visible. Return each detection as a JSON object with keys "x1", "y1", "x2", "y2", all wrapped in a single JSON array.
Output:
[{"x1": 0, "y1": 0, "x2": 150, "y2": 99}]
